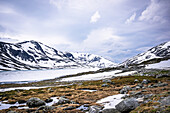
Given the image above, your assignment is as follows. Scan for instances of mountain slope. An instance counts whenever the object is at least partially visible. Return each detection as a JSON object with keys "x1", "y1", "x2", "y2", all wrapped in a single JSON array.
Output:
[
  {"x1": 120, "y1": 41, "x2": 170, "y2": 67},
  {"x1": 0, "y1": 40, "x2": 117, "y2": 71}
]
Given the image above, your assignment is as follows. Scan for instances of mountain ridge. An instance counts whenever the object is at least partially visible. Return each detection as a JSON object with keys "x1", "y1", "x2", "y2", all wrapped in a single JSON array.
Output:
[{"x1": 0, "y1": 40, "x2": 117, "y2": 71}]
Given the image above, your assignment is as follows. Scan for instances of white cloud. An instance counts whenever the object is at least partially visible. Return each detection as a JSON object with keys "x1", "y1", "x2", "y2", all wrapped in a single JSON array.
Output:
[
  {"x1": 138, "y1": 0, "x2": 168, "y2": 23},
  {"x1": 90, "y1": 11, "x2": 101, "y2": 23},
  {"x1": 49, "y1": 0, "x2": 66, "y2": 9},
  {"x1": 125, "y1": 12, "x2": 136, "y2": 24},
  {"x1": 79, "y1": 28, "x2": 131, "y2": 60},
  {"x1": 0, "y1": 5, "x2": 15, "y2": 14}
]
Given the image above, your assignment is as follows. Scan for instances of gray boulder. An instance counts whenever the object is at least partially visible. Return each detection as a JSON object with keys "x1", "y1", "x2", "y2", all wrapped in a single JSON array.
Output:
[
  {"x1": 120, "y1": 86, "x2": 131, "y2": 94},
  {"x1": 102, "y1": 79, "x2": 111, "y2": 83},
  {"x1": 63, "y1": 106, "x2": 75, "y2": 110},
  {"x1": 18, "y1": 99, "x2": 26, "y2": 104},
  {"x1": 101, "y1": 84, "x2": 109, "y2": 87},
  {"x1": 141, "y1": 79, "x2": 150, "y2": 84},
  {"x1": 26, "y1": 97, "x2": 46, "y2": 108},
  {"x1": 77, "y1": 104, "x2": 89, "y2": 111},
  {"x1": 102, "y1": 108, "x2": 120, "y2": 113},
  {"x1": 89, "y1": 105, "x2": 103, "y2": 113},
  {"x1": 134, "y1": 79, "x2": 139, "y2": 83},
  {"x1": 56, "y1": 97, "x2": 70, "y2": 105},
  {"x1": 158, "y1": 83, "x2": 168, "y2": 87},
  {"x1": 156, "y1": 74, "x2": 169, "y2": 78},
  {"x1": 36, "y1": 105, "x2": 56, "y2": 113},
  {"x1": 45, "y1": 98, "x2": 53, "y2": 103},
  {"x1": 161, "y1": 96, "x2": 170, "y2": 106},
  {"x1": 115, "y1": 98, "x2": 139, "y2": 113}
]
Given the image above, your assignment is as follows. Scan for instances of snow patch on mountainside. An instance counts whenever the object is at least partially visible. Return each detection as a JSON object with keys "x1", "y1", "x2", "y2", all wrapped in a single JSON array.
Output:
[
  {"x1": 71, "y1": 52, "x2": 117, "y2": 68},
  {"x1": 0, "y1": 40, "x2": 117, "y2": 70},
  {"x1": 145, "y1": 59, "x2": 170, "y2": 69},
  {"x1": 60, "y1": 70, "x2": 136, "y2": 81},
  {"x1": 120, "y1": 41, "x2": 170, "y2": 66}
]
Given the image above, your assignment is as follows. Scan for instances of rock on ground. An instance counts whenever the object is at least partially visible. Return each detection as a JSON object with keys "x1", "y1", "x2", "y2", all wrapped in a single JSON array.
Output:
[
  {"x1": 102, "y1": 108, "x2": 120, "y2": 113},
  {"x1": 115, "y1": 98, "x2": 139, "y2": 113},
  {"x1": 26, "y1": 97, "x2": 46, "y2": 108},
  {"x1": 89, "y1": 105, "x2": 103, "y2": 113},
  {"x1": 161, "y1": 96, "x2": 170, "y2": 106},
  {"x1": 36, "y1": 105, "x2": 56, "y2": 113}
]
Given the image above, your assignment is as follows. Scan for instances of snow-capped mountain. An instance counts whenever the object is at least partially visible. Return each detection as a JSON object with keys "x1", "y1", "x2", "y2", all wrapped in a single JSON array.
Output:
[
  {"x1": 0, "y1": 40, "x2": 117, "y2": 71},
  {"x1": 120, "y1": 41, "x2": 170, "y2": 67}
]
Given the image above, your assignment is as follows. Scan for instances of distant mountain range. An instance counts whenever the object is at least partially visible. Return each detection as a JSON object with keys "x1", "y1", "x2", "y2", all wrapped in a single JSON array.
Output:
[
  {"x1": 120, "y1": 41, "x2": 170, "y2": 67},
  {"x1": 0, "y1": 38, "x2": 169, "y2": 71},
  {"x1": 0, "y1": 40, "x2": 116, "y2": 71}
]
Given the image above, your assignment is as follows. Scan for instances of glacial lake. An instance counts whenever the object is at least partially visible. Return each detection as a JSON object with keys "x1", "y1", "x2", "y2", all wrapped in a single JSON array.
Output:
[{"x1": 0, "y1": 68, "x2": 99, "y2": 84}]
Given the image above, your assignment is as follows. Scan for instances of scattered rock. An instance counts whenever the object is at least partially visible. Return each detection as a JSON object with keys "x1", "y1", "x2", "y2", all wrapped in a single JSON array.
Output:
[
  {"x1": 63, "y1": 106, "x2": 75, "y2": 110},
  {"x1": 77, "y1": 104, "x2": 89, "y2": 111},
  {"x1": 55, "y1": 97, "x2": 70, "y2": 105},
  {"x1": 158, "y1": 83, "x2": 168, "y2": 87},
  {"x1": 160, "y1": 96, "x2": 170, "y2": 106},
  {"x1": 148, "y1": 85, "x2": 153, "y2": 88},
  {"x1": 153, "y1": 84, "x2": 158, "y2": 88},
  {"x1": 144, "y1": 99, "x2": 152, "y2": 104},
  {"x1": 156, "y1": 74, "x2": 169, "y2": 78},
  {"x1": 89, "y1": 105, "x2": 103, "y2": 113},
  {"x1": 102, "y1": 108, "x2": 121, "y2": 113},
  {"x1": 142, "y1": 79, "x2": 149, "y2": 84},
  {"x1": 102, "y1": 79, "x2": 111, "y2": 83},
  {"x1": 18, "y1": 100, "x2": 26, "y2": 104},
  {"x1": 36, "y1": 105, "x2": 56, "y2": 113},
  {"x1": 115, "y1": 98, "x2": 139, "y2": 113},
  {"x1": 9, "y1": 106, "x2": 18, "y2": 108},
  {"x1": 45, "y1": 98, "x2": 53, "y2": 103},
  {"x1": 111, "y1": 82, "x2": 115, "y2": 85},
  {"x1": 47, "y1": 88, "x2": 54, "y2": 92},
  {"x1": 130, "y1": 91, "x2": 135, "y2": 95},
  {"x1": 101, "y1": 84, "x2": 109, "y2": 87},
  {"x1": 112, "y1": 76, "x2": 116, "y2": 79},
  {"x1": 26, "y1": 97, "x2": 46, "y2": 108},
  {"x1": 120, "y1": 86, "x2": 131, "y2": 94},
  {"x1": 141, "y1": 90, "x2": 147, "y2": 92},
  {"x1": 137, "y1": 83, "x2": 143, "y2": 88},
  {"x1": 134, "y1": 79, "x2": 139, "y2": 83},
  {"x1": 135, "y1": 86, "x2": 141, "y2": 90},
  {"x1": 135, "y1": 91, "x2": 142, "y2": 95}
]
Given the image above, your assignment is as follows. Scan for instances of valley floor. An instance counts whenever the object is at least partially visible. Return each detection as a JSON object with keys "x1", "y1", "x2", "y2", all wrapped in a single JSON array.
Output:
[{"x1": 0, "y1": 69, "x2": 169, "y2": 113}]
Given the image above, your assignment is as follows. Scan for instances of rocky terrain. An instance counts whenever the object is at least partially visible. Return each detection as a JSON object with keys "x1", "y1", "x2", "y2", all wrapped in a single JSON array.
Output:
[
  {"x1": 0, "y1": 69, "x2": 169, "y2": 113},
  {"x1": 0, "y1": 40, "x2": 169, "y2": 113}
]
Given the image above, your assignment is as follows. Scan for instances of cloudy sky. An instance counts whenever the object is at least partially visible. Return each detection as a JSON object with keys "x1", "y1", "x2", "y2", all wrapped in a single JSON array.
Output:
[{"x1": 0, "y1": 0, "x2": 170, "y2": 63}]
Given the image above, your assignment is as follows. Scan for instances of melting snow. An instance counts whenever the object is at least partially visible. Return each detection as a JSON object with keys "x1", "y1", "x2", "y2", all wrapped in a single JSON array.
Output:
[
  {"x1": 0, "y1": 101, "x2": 26, "y2": 110},
  {"x1": 0, "y1": 86, "x2": 51, "y2": 92},
  {"x1": 61, "y1": 70, "x2": 136, "y2": 81},
  {"x1": 97, "y1": 94, "x2": 126, "y2": 109},
  {"x1": 145, "y1": 60, "x2": 170, "y2": 69}
]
